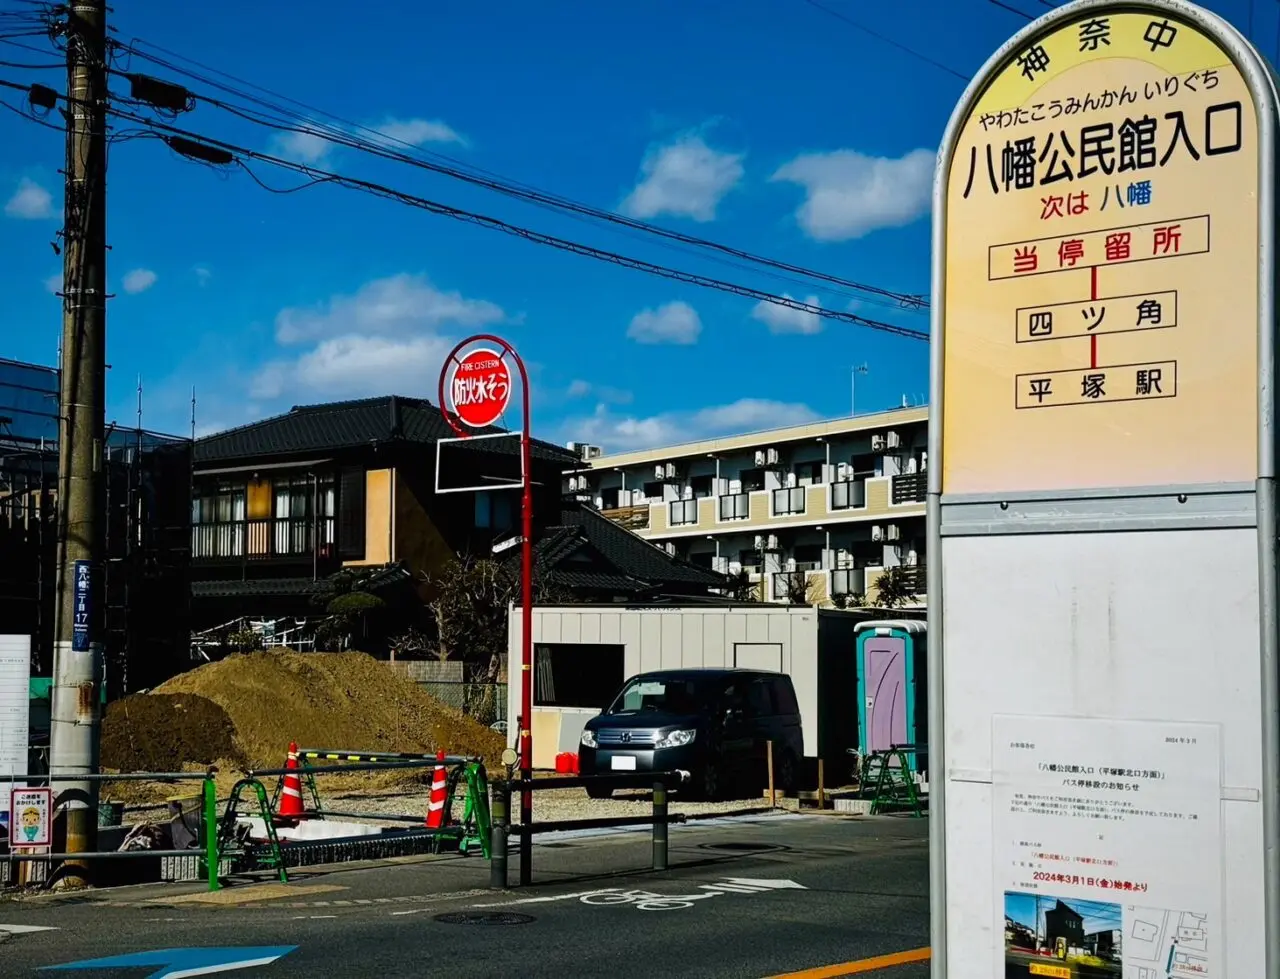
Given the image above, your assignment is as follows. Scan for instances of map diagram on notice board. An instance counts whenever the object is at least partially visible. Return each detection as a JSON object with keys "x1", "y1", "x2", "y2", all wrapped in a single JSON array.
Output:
[{"x1": 941, "y1": 12, "x2": 1261, "y2": 495}]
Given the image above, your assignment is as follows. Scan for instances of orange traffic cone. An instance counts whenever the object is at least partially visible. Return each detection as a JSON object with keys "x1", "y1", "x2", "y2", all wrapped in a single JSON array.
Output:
[
  {"x1": 276, "y1": 741, "x2": 305, "y2": 825},
  {"x1": 425, "y1": 750, "x2": 447, "y2": 829}
]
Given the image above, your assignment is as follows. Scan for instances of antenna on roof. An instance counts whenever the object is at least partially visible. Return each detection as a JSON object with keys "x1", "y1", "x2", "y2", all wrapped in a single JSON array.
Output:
[
  {"x1": 190, "y1": 386, "x2": 196, "y2": 441},
  {"x1": 136, "y1": 375, "x2": 142, "y2": 432}
]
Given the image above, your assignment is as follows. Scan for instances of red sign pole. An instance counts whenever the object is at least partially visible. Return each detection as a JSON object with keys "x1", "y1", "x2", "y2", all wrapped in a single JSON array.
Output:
[{"x1": 439, "y1": 335, "x2": 534, "y2": 882}]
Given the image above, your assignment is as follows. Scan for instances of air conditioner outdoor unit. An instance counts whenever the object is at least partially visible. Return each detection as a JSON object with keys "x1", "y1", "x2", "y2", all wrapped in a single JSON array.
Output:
[
  {"x1": 754, "y1": 450, "x2": 767, "y2": 467},
  {"x1": 785, "y1": 472, "x2": 797, "y2": 488},
  {"x1": 655, "y1": 464, "x2": 666, "y2": 480},
  {"x1": 665, "y1": 462, "x2": 677, "y2": 479},
  {"x1": 886, "y1": 430, "x2": 902, "y2": 449},
  {"x1": 785, "y1": 558, "x2": 797, "y2": 572},
  {"x1": 566, "y1": 441, "x2": 603, "y2": 461},
  {"x1": 887, "y1": 524, "x2": 901, "y2": 541},
  {"x1": 765, "y1": 447, "x2": 780, "y2": 466},
  {"x1": 905, "y1": 457, "x2": 918, "y2": 474},
  {"x1": 871, "y1": 525, "x2": 885, "y2": 542},
  {"x1": 871, "y1": 435, "x2": 887, "y2": 452},
  {"x1": 662, "y1": 541, "x2": 676, "y2": 556},
  {"x1": 754, "y1": 534, "x2": 765, "y2": 550},
  {"x1": 836, "y1": 462, "x2": 851, "y2": 480},
  {"x1": 766, "y1": 534, "x2": 779, "y2": 551}
]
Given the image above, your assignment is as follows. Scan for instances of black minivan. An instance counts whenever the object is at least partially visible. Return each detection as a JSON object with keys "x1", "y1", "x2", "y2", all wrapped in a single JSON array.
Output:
[{"x1": 578, "y1": 668, "x2": 804, "y2": 800}]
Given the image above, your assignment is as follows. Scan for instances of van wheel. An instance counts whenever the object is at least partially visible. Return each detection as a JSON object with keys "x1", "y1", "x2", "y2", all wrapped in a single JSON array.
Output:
[
  {"x1": 693, "y1": 761, "x2": 721, "y2": 802},
  {"x1": 586, "y1": 784, "x2": 613, "y2": 800}
]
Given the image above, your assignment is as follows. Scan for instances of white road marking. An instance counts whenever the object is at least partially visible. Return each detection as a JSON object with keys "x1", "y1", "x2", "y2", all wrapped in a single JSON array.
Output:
[
  {"x1": 472, "y1": 888, "x2": 622, "y2": 909},
  {"x1": 722, "y1": 877, "x2": 807, "y2": 890},
  {"x1": 0, "y1": 924, "x2": 58, "y2": 934}
]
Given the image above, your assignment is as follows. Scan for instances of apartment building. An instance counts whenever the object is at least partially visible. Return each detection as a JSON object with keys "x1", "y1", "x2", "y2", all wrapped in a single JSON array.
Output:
[{"x1": 565, "y1": 406, "x2": 928, "y2": 606}]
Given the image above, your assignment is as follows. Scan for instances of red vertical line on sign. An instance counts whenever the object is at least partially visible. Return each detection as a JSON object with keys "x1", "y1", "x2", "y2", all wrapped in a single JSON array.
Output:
[{"x1": 1090, "y1": 265, "x2": 1099, "y2": 368}]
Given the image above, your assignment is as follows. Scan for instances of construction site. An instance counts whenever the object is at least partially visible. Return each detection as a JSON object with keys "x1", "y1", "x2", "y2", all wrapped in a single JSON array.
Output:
[{"x1": 0, "y1": 357, "x2": 191, "y2": 698}]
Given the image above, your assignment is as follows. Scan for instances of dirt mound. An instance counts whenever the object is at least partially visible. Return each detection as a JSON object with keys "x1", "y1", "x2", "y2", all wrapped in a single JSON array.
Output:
[
  {"x1": 102, "y1": 693, "x2": 242, "y2": 773},
  {"x1": 152, "y1": 651, "x2": 505, "y2": 771}
]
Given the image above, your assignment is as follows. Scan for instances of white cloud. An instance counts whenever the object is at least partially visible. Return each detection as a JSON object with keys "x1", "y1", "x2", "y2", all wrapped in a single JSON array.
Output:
[
  {"x1": 772, "y1": 148, "x2": 934, "y2": 241},
  {"x1": 193, "y1": 265, "x2": 212, "y2": 286},
  {"x1": 369, "y1": 117, "x2": 466, "y2": 147},
  {"x1": 271, "y1": 126, "x2": 333, "y2": 164},
  {"x1": 122, "y1": 268, "x2": 158, "y2": 294},
  {"x1": 626, "y1": 300, "x2": 702, "y2": 345},
  {"x1": 750, "y1": 294, "x2": 823, "y2": 335},
  {"x1": 620, "y1": 134, "x2": 744, "y2": 222},
  {"x1": 566, "y1": 379, "x2": 632, "y2": 404},
  {"x1": 251, "y1": 272, "x2": 508, "y2": 403},
  {"x1": 5, "y1": 178, "x2": 52, "y2": 219},
  {"x1": 560, "y1": 398, "x2": 820, "y2": 453},
  {"x1": 274, "y1": 272, "x2": 504, "y2": 345},
  {"x1": 251, "y1": 334, "x2": 455, "y2": 401}
]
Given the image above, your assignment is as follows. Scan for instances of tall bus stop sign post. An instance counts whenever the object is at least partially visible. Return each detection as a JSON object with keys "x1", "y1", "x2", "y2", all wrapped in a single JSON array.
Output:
[
  {"x1": 931, "y1": 2, "x2": 1280, "y2": 976},
  {"x1": 438, "y1": 335, "x2": 535, "y2": 879}
]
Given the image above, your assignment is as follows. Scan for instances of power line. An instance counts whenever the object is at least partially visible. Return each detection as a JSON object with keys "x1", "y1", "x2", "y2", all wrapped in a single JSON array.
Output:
[
  {"x1": 986, "y1": 0, "x2": 1035, "y2": 20},
  {"x1": 103, "y1": 36, "x2": 928, "y2": 311},
  {"x1": 796, "y1": 0, "x2": 967, "y2": 80}
]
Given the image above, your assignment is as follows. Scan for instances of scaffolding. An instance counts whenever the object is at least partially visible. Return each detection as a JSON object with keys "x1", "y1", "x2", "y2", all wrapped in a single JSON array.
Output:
[{"x1": 0, "y1": 358, "x2": 192, "y2": 697}]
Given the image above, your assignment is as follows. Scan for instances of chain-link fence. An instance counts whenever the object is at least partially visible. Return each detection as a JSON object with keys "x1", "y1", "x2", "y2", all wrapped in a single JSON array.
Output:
[{"x1": 417, "y1": 681, "x2": 508, "y2": 728}]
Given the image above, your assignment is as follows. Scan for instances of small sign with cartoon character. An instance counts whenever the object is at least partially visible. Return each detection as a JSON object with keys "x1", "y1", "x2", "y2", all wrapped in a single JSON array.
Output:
[{"x1": 9, "y1": 787, "x2": 52, "y2": 847}]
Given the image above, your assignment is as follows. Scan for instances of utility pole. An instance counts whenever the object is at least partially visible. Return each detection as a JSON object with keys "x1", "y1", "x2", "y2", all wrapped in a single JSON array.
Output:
[{"x1": 51, "y1": 0, "x2": 108, "y2": 878}]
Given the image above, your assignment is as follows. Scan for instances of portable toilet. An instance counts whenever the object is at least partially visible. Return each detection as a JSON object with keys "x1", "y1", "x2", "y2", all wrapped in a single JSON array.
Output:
[{"x1": 854, "y1": 620, "x2": 928, "y2": 775}]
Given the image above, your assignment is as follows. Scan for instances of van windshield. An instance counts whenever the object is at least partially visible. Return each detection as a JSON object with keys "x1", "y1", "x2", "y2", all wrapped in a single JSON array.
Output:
[{"x1": 605, "y1": 676, "x2": 712, "y2": 715}]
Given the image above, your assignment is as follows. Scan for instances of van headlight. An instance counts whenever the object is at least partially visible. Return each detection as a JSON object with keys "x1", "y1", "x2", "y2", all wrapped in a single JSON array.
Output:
[
  {"x1": 655, "y1": 728, "x2": 695, "y2": 749},
  {"x1": 580, "y1": 729, "x2": 598, "y2": 748}
]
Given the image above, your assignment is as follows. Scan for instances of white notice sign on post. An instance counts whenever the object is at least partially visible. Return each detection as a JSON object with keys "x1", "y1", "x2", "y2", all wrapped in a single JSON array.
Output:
[
  {"x1": 0, "y1": 635, "x2": 30, "y2": 781},
  {"x1": 993, "y1": 714, "x2": 1222, "y2": 978}
]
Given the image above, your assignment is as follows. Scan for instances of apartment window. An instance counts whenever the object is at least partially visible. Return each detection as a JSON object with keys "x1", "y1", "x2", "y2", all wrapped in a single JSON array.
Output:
[
  {"x1": 772, "y1": 486, "x2": 806, "y2": 516},
  {"x1": 690, "y1": 474, "x2": 715, "y2": 498},
  {"x1": 793, "y1": 543, "x2": 823, "y2": 572},
  {"x1": 669, "y1": 498, "x2": 698, "y2": 526},
  {"x1": 739, "y1": 467, "x2": 767, "y2": 492},
  {"x1": 641, "y1": 480, "x2": 665, "y2": 500},
  {"x1": 794, "y1": 461, "x2": 823, "y2": 486},
  {"x1": 719, "y1": 492, "x2": 750, "y2": 521},
  {"x1": 475, "y1": 491, "x2": 514, "y2": 530}
]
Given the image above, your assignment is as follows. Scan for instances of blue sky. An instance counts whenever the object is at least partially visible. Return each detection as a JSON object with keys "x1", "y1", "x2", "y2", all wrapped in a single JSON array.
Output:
[{"x1": 0, "y1": 0, "x2": 1271, "y2": 450}]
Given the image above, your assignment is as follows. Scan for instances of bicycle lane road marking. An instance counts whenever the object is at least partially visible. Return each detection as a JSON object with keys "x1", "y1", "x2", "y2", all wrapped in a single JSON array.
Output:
[{"x1": 762, "y1": 946, "x2": 931, "y2": 978}]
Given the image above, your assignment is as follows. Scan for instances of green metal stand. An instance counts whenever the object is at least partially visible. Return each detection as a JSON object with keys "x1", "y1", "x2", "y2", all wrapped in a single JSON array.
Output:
[
  {"x1": 268, "y1": 767, "x2": 322, "y2": 815},
  {"x1": 200, "y1": 776, "x2": 220, "y2": 892},
  {"x1": 216, "y1": 778, "x2": 289, "y2": 882},
  {"x1": 443, "y1": 762, "x2": 492, "y2": 857},
  {"x1": 863, "y1": 749, "x2": 923, "y2": 817}
]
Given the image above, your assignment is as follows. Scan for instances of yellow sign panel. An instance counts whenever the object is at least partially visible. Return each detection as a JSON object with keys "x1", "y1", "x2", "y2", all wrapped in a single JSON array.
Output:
[
  {"x1": 941, "y1": 10, "x2": 1259, "y2": 494},
  {"x1": 1027, "y1": 965, "x2": 1071, "y2": 979}
]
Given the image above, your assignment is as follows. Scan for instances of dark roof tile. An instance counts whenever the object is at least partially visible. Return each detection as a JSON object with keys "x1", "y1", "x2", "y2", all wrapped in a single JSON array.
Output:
[{"x1": 194, "y1": 395, "x2": 576, "y2": 465}]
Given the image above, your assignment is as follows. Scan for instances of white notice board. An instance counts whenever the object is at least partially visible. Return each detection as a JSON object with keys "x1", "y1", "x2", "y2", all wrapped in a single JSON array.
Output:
[{"x1": 0, "y1": 635, "x2": 31, "y2": 783}]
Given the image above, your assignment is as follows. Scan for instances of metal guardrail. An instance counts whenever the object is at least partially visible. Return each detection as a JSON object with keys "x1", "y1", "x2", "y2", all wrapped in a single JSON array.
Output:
[{"x1": 489, "y1": 771, "x2": 688, "y2": 889}]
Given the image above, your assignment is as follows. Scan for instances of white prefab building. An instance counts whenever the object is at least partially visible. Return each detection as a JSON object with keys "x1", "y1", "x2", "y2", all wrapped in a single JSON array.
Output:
[{"x1": 506, "y1": 603, "x2": 906, "y2": 770}]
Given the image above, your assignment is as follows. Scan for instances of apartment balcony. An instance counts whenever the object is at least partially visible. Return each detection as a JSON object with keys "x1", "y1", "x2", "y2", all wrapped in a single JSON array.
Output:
[
  {"x1": 829, "y1": 567, "x2": 864, "y2": 597},
  {"x1": 891, "y1": 471, "x2": 927, "y2": 505},
  {"x1": 771, "y1": 486, "x2": 806, "y2": 517},
  {"x1": 600, "y1": 504, "x2": 650, "y2": 531},
  {"x1": 719, "y1": 492, "x2": 750, "y2": 521}
]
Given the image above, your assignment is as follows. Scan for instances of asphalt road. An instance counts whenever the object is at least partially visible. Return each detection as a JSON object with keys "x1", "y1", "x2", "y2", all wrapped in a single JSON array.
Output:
[{"x1": 0, "y1": 812, "x2": 929, "y2": 978}]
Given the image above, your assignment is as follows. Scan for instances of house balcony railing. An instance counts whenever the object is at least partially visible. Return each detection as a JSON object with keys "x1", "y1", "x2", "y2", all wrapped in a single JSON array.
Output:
[
  {"x1": 192, "y1": 516, "x2": 336, "y2": 562},
  {"x1": 772, "y1": 570, "x2": 808, "y2": 602},
  {"x1": 829, "y1": 567, "x2": 863, "y2": 596},
  {"x1": 719, "y1": 492, "x2": 750, "y2": 521},
  {"x1": 600, "y1": 504, "x2": 650, "y2": 531},
  {"x1": 830, "y1": 479, "x2": 867, "y2": 511},
  {"x1": 668, "y1": 498, "x2": 699, "y2": 527},
  {"x1": 891, "y1": 471, "x2": 927, "y2": 505}
]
